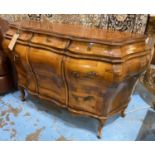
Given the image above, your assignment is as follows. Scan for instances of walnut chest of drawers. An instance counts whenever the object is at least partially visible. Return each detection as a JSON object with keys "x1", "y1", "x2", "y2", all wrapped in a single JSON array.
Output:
[{"x1": 2, "y1": 20, "x2": 151, "y2": 138}]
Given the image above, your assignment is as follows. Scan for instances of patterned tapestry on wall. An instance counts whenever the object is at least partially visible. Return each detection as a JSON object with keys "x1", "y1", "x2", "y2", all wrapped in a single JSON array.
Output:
[
  {"x1": 0, "y1": 14, "x2": 148, "y2": 34},
  {"x1": 106, "y1": 15, "x2": 137, "y2": 32}
]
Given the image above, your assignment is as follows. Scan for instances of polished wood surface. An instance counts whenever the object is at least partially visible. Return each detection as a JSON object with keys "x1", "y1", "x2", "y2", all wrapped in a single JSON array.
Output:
[
  {"x1": 9, "y1": 20, "x2": 145, "y2": 45},
  {"x1": 2, "y1": 21, "x2": 151, "y2": 138}
]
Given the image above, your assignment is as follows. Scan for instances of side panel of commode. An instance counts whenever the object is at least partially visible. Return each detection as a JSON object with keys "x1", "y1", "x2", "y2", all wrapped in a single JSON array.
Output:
[{"x1": 2, "y1": 39, "x2": 36, "y2": 92}]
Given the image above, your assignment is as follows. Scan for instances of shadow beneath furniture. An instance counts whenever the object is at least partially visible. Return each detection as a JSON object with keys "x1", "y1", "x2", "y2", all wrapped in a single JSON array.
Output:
[
  {"x1": 26, "y1": 94, "x2": 119, "y2": 134},
  {"x1": 136, "y1": 110, "x2": 155, "y2": 141}
]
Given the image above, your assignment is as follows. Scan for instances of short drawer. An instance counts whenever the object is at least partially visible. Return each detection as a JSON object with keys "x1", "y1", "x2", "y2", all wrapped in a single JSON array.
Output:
[{"x1": 31, "y1": 34, "x2": 69, "y2": 49}]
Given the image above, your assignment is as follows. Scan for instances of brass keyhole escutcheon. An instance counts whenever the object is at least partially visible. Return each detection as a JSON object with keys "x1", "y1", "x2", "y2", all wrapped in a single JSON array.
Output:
[
  {"x1": 87, "y1": 43, "x2": 94, "y2": 51},
  {"x1": 13, "y1": 53, "x2": 20, "y2": 63}
]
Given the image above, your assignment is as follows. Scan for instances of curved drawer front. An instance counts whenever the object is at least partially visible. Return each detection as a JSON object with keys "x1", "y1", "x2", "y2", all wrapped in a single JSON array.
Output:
[
  {"x1": 31, "y1": 34, "x2": 69, "y2": 49},
  {"x1": 6, "y1": 28, "x2": 33, "y2": 42},
  {"x1": 67, "y1": 41, "x2": 147, "y2": 59},
  {"x1": 112, "y1": 53, "x2": 151, "y2": 83},
  {"x1": 64, "y1": 57, "x2": 114, "y2": 115},
  {"x1": 5, "y1": 28, "x2": 69, "y2": 50},
  {"x1": 29, "y1": 47, "x2": 66, "y2": 105},
  {"x1": 64, "y1": 57, "x2": 141, "y2": 115}
]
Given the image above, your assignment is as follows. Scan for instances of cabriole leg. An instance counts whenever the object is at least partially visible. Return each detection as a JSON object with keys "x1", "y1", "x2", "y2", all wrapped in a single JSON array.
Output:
[
  {"x1": 18, "y1": 86, "x2": 25, "y2": 101},
  {"x1": 120, "y1": 109, "x2": 126, "y2": 117},
  {"x1": 120, "y1": 106, "x2": 127, "y2": 118},
  {"x1": 97, "y1": 119, "x2": 106, "y2": 139}
]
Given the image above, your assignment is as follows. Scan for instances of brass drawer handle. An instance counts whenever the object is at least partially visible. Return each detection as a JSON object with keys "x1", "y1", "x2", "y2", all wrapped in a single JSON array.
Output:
[
  {"x1": 85, "y1": 71, "x2": 97, "y2": 79},
  {"x1": 72, "y1": 71, "x2": 97, "y2": 79},
  {"x1": 46, "y1": 37, "x2": 52, "y2": 43},
  {"x1": 72, "y1": 71, "x2": 80, "y2": 79},
  {"x1": 87, "y1": 43, "x2": 94, "y2": 51}
]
